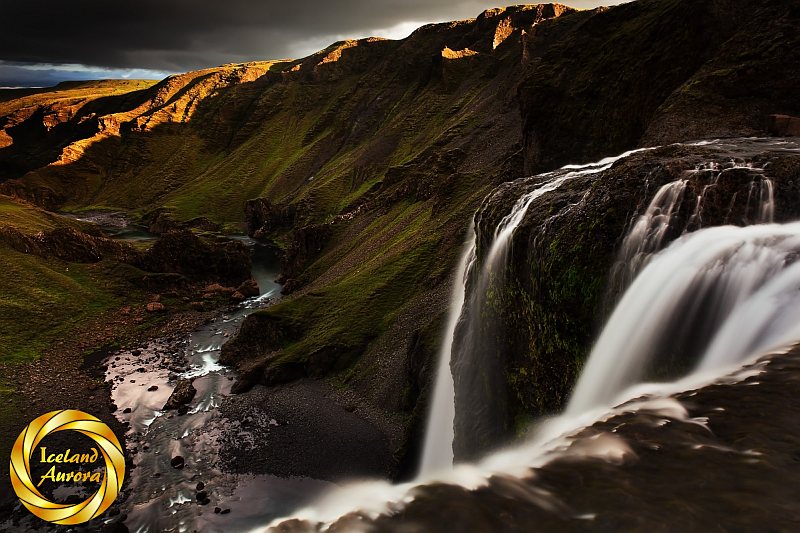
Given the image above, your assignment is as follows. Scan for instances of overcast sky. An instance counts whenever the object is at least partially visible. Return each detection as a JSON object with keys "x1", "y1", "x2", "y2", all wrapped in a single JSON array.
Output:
[{"x1": 0, "y1": 0, "x2": 624, "y2": 87}]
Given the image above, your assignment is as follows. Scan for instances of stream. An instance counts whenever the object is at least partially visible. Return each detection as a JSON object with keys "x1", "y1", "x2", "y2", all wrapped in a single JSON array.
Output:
[{"x1": 86, "y1": 225, "x2": 332, "y2": 532}]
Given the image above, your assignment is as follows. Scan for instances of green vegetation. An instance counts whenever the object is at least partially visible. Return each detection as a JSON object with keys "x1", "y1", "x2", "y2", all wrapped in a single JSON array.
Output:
[
  {"x1": 0, "y1": 250, "x2": 124, "y2": 363},
  {"x1": 0, "y1": 196, "x2": 147, "y2": 364}
]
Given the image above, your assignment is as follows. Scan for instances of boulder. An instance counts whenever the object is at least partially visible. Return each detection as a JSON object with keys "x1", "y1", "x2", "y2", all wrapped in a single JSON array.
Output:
[
  {"x1": 768, "y1": 114, "x2": 800, "y2": 137},
  {"x1": 236, "y1": 279, "x2": 260, "y2": 298},
  {"x1": 163, "y1": 379, "x2": 197, "y2": 410}
]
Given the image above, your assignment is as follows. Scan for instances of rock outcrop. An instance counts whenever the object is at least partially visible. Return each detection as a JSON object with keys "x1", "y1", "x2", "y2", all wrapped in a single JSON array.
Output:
[
  {"x1": 163, "y1": 379, "x2": 197, "y2": 410},
  {"x1": 138, "y1": 230, "x2": 252, "y2": 286},
  {"x1": 469, "y1": 140, "x2": 800, "y2": 447}
]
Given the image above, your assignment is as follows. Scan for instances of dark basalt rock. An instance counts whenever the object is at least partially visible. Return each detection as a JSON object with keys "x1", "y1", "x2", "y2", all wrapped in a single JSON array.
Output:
[
  {"x1": 463, "y1": 141, "x2": 800, "y2": 454},
  {"x1": 138, "y1": 229, "x2": 252, "y2": 286},
  {"x1": 0, "y1": 225, "x2": 137, "y2": 263},
  {"x1": 163, "y1": 379, "x2": 196, "y2": 410}
]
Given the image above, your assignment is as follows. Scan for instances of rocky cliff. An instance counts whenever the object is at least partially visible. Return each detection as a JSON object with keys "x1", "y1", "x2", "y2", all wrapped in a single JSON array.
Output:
[{"x1": 466, "y1": 140, "x2": 800, "y2": 455}]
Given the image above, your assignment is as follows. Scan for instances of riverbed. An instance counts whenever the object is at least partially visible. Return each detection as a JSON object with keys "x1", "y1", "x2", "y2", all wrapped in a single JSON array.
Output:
[{"x1": 100, "y1": 237, "x2": 332, "y2": 531}]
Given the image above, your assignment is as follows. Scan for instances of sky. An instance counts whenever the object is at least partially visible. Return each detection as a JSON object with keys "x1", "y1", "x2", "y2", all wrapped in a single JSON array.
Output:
[{"x1": 0, "y1": 0, "x2": 624, "y2": 87}]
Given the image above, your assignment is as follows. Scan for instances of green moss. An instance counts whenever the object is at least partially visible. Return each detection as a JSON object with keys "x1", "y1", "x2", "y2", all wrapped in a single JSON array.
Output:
[{"x1": 0, "y1": 251, "x2": 127, "y2": 363}]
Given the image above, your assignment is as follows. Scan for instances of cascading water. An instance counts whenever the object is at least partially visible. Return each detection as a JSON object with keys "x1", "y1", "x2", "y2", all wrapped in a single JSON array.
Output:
[
  {"x1": 268, "y1": 139, "x2": 800, "y2": 531},
  {"x1": 429, "y1": 148, "x2": 653, "y2": 465},
  {"x1": 567, "y1": 222, "x2": 800, "y2": 414},
  {"x1": 418, "y1": 229, "x2": 475, "y2": 474}
]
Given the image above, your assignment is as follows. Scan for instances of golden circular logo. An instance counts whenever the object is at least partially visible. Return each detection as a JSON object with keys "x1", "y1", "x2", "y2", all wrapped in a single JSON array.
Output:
[{"x1": 9, "y1": 410, "x2": 125, "y2": 525}]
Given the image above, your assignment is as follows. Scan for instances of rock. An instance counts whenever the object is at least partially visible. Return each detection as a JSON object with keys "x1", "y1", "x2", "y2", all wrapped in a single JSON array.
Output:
[
  {"x1": 131, "y1": 349, "x2": 142, "y2": 356},
  {"x1": 768, "y1": 114, "x2": 800, "y2": 137},
  {"x1": 214, "y1": 507, "x2": 221, "y2": 514},
  {"x1": 147, "y1": 385, "x2": 158, "y2": 392},
  {"x1": 220, "y1": 509, "x2": 230, "y2": 515},
  {"x1": 230, "y1": 291, "x2": 246, "y2": 302},
  {"x1": 170, "y1": 456, "x2": 185, "y2": 469},
  {"x1": 146, "y1": 302, "x2": 166, "y2": 313},
  {"x1": 196, "y1": 488, "x2": 211, "y2": 505},
  {"x1": 236, "y1": 278, "x2": 260, "y2": 298},
  {"x1": 190, "y1": 301, "x2": 206, "y2": 309},
  {"x1": 196, "y1": 482, "x2": 205, "y2": 491},
  {"x1": 177, "y1": 405, "x2": 189, "y2": 416},
  {"x1": 122, "y1": 407, "x2": 132, "y2": 414},
  {"x1": 163, "y1": 379, "x2": 197, "y2": 410},
  {"x1": 204, "y1": 283, "x2": 235, "y2": 295},
  {"x1": 137, "y1": 229, "x2": 252, "y2": 286}
]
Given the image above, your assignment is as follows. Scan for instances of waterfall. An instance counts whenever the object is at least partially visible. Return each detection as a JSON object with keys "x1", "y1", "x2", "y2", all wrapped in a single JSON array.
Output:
[
  {"x1": 446, "y1": 148, "x2": 652, "y2": 461},
  {"x1": 266, "y1": 140, "x2": 800, "y2": 531},
  {"x1": 611, "y1": 179, "x2": 688, "y2": 291},
  {"x1": 567, "y1": 177, "x2": 782, "y2": 414},
  {"x1": 418, "y1": 228, "x2": 475, "y2": 474}
]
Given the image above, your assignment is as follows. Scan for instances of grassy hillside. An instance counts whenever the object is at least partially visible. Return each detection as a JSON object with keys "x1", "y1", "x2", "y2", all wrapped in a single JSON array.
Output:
[{"x1": 0, "y1": 196, "x2": 135, "y2": 363}]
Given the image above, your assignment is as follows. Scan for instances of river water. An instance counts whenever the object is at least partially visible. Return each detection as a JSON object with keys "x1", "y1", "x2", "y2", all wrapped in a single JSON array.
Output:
[{"x1": 101, "y1": 237, "x2": 331, "y2": 532}]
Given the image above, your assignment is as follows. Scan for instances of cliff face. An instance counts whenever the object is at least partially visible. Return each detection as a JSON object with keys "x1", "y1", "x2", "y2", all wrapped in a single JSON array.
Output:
[
  {"x1": 470, "y1": 141, "x2": 800, "y2": 450},
  {"x1": 0, "y1": 0, "x2": 797, "y2": 471},
  {"x1": 518, "y1": 0, "x2": 800, "y2": 173}
]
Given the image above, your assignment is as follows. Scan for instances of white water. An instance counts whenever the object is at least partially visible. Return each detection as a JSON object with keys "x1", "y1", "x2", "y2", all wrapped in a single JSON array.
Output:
[
  {"x1": 445, "y1": 147, "x2": 655, "y2": 461},
  {"x1": 418, "y1": 227, "x2": 475, "y2": 474},
  {"x1": 265, "y1": 139, "x2": 800, "y2": 531},
  {"x1": 568, "y1": 222, "x2": 800, "y2": 414},
  {"x1": 611, "y1": 179, "x2": 688, "y2": 289}
]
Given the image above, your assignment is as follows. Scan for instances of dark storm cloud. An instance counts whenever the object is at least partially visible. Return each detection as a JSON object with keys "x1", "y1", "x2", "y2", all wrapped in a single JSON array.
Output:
[
  {"x1": 0, "y1": 0, "x2": 621, "y2": 72},
  {"x1": 0, "y1": 0, "x2": 624, "y2": 87}
]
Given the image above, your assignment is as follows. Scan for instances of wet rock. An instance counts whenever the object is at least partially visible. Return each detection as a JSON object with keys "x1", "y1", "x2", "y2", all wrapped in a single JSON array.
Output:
[
  {"x1": 768, "y1": 114, "x2": 800, "y2": 137},
  {"x1": 196, "y1": 482, "x2": 205, "y2": 491},
  {"x1": 131, "y1": 349, "x2": 142, "y2": 356},
  {"x1": 177, "y1": 405, "x2": 189, "y2": 416},
  {"x1": 163, "y1": 379, "x2": 197, "y2": 410},
  {"x1": 170, "y1": 456, "x2": 185, "y2": 469},
  {"x1": 196, "y1": 488, "x2": 211, "y2": 505},
  {"x1": 220, "y1": 509, "x2": 230, "y2": 515},
  {"x1": 146, "y1": 302, "x2": 166, "y2": 313},
  {"x1": 147, "y1": 385, "x2": 159, "y2": 392},
  {"x1": 205, "y1": 283, "x2": 235, "y2": 295},
  {"x1": 122, "y1": 407, "x2": 132, "y2": 414},
  {"x1": 214, "y1": 507, "x2": 221, "y2": 514},
  {"x1": 236, "y1": 278, "x2": 260, "y2": 297}
]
